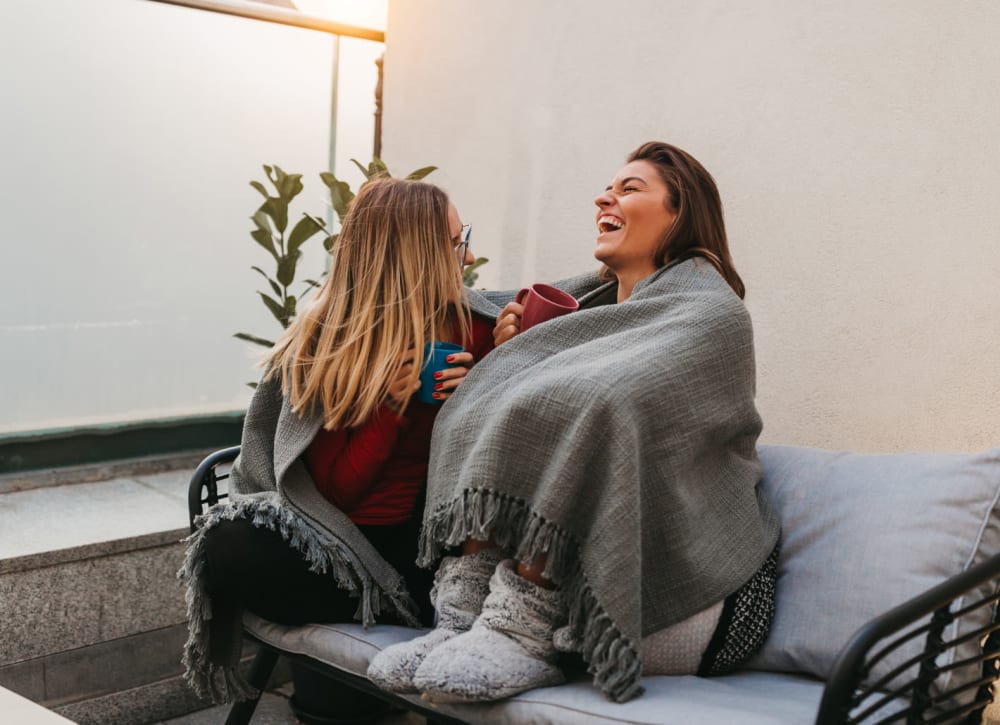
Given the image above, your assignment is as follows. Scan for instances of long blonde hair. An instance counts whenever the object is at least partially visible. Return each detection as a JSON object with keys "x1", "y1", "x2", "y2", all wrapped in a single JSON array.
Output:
[{"x1": 263, "y1": 177, "x2": 469, "y2": 429}]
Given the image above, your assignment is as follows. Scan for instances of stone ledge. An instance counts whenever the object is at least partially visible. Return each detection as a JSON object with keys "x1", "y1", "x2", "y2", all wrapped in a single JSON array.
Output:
[
  {"x1": 0, "y1": 624, "x2": 189, "y2": 707},
  {"x1": 1, "y1": 540, "x2": 188, "y2": 664},
  {"x1": 0, "y1": 529, "x2": 188, "y2": 577},
  {"x1": 0, "y1": 468, "x2": 192, "y2": 563},
  {"x1": 0, "y1": 451, "x2": 212, "y2": 495}
]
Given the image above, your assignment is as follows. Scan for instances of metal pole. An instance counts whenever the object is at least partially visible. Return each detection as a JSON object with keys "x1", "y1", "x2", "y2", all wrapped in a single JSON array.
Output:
[
  {"x1": 325, "y1": 34, "x2": 341, "y2": 275},
  {"x1": 145, "y1": 0, "x2": 384, "y2": 41},
  {"x1": 373, "y1": 54, "x2": 384, "y2": 159}
]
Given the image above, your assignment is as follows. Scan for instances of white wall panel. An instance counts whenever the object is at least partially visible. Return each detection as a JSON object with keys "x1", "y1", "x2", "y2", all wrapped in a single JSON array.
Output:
[{"x1": 0, "y1": 0, "x2": 343, "y2": 433}]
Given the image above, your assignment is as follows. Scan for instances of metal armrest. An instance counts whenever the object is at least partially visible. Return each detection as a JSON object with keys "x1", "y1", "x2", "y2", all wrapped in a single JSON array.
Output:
[
  {"x1": 187, "y1": 445, "x2": 241, "y2": 532},
  {"x1": 816, "y1": 551, "x2": 1000, "y2": 724}
]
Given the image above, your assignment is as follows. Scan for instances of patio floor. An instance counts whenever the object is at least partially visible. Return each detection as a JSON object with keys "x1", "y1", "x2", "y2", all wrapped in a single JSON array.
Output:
[{"x1": 155, "y1": 680, "x2": 426, "y2": 725}]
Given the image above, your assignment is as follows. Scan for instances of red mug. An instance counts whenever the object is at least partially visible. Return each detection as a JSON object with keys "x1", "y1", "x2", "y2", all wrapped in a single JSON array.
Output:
[{"x1": 515, "y1": 283, "x2": 580, "y2": 332}]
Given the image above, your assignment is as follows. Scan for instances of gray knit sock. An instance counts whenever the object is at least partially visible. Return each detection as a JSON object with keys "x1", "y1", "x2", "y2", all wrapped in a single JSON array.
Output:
[
  {"x1": 367, "y1": 549, "x2": 502, "y2": 693},
  {"x1": 412, "y1": 559, "x2": 567, "y2": 703}
]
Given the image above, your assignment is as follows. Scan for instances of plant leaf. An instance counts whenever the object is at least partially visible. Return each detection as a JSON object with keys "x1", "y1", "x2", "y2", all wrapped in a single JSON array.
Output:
[
  {"x1": 276, "y1": 253, "x2": 298, "y2": 287},
  {"x1": 463, "y1": 257, "x2": 489, "y2": 287},
  {"x1": 249, "y1": 180, "x2": 269, "y2": 197},
  {"x1": 405, "y1": 165, "x2": 437, "y2": 181},
  {"x1": 368, "y1": 157, "x2": 389, "y2": 178},
  {"x1": 250, "y1": 228, "x2": 278, "y2": 259},
  {"x1": 261, "y1": 197, "x2": 289, "y2": 233},
  {"x1": 246, "y1": 381, "x2": 258, "y2": 389},
  {"x1": 251, "y1": 209, "x2": 272, "y2": 231},
  {"x1": 278, "y1": 172, "x2": 304, "y2": 201},
  {"x1": 234, "y1": 331, "x2": 276, "y2": 348},
  {"x1": 287, "y1": 214, "x2": 323, "y2": 255},
  {"x1": 269, "y1": 165, "x2": 286, "y2": 191},
  {"x1": 302, "y1": 278, "x2": 322, "y2": 289},
  {"x1": 258, "y1": 292, "x2": 288, "y2": 327},
  {"x1": 305, "y1": 214, "x2": 328, "y2": 232},
  {"x1": 320, "y1": 172, "x2": 354, "y2": 221},
  {"x1": 350, "y1": 158, "x2": 369, "y2": 177},
  {"x1": 284, "y1": 294, "x2": 297, "y2": 318},
  {"x1": 249, "y1": 265, "x2": 282, "y2": 297},
  {"x1": 323, "y1": 233, "x2": 338, "y2": 252}
]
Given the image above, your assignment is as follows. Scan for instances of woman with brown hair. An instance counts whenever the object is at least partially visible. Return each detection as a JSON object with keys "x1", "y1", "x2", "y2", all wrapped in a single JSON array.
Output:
[
  {"x1": 179, "y1": 177, "x2": 496, "y2": 720},
  {"x1": 369, "y1": 142, "x2": 780, "y2": 704}
]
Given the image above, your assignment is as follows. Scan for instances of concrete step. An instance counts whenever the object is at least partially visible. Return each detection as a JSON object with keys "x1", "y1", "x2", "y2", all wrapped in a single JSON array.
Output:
[{"x1": 0, "y1": 459, "x2": 276, "y2": 724}]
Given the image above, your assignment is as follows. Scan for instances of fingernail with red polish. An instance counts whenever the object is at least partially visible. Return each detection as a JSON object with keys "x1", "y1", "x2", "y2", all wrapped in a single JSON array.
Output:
[
  {"x1": 433, "y1": 372, "x2": 443, "y2": 379},
  {"x1": 434, "y1": 383, "x2": 443, "y2": 390},
  {"x1": 432, "y1": 393, "x2": 441, "y2": 399},
  {"x1": 446, "y1": 355, "x2": 455, "y2": 362}
]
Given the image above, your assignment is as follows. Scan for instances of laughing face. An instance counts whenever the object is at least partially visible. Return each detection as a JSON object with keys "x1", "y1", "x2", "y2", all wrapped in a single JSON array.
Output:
[{"x1": 593, "y1": 160, "x2": 677, "y2": 281}]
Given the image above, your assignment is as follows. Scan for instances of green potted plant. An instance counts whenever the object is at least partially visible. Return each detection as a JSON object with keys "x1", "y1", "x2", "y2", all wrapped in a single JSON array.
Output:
[{"x1": 235, "y1": 160, "x2": 488, "y2": 368}]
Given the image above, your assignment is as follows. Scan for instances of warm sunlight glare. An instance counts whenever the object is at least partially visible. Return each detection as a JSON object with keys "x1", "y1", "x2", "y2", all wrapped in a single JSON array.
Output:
[{"x1": 294, "y1": 0, "x2": 387, "y2": 31}]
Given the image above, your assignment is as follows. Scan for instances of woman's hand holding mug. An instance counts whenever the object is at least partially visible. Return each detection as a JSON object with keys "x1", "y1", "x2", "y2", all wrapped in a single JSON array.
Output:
[
  {"x1": 427, "y1": 350, "x2": 474, "y2": 402},
  {"x1": 493, "y1": 301, "x2": 524, "y2": 346},
  {"x1": 494, "y1": 284, "x2": 579, "y2": 346},
  {"x1": 387, "y1": 348, "x2": 421, "y2": 410}
]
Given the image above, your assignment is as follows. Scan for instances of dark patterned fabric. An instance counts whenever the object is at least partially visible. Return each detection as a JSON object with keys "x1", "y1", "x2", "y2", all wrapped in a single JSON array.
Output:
[{"x1": 698, "y1": 541, "x2": 780, "y2": 676}]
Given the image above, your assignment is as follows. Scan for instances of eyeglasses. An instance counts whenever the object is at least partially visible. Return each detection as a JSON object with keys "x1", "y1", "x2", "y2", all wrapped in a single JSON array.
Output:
[{"x1": 454, "y1": 224, "x2": 472, "y2": 266}]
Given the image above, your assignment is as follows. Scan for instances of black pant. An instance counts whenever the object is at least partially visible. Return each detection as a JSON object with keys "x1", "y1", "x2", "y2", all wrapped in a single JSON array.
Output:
[
  {"x1": 201, "y1": 514, "x2": 435, "y2": 722},
  {"x1": 202, "y1": 515, "x2": 435, "y2": 626}
]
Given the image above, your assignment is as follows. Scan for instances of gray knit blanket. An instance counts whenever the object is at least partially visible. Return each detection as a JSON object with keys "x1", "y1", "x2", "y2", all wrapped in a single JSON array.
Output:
[
  {"x1": 179, "y1": 374, "x2": 423, "y2": 702},
  {"x1": 419, "y1": 259, "x2": 780, "y2": 702}
]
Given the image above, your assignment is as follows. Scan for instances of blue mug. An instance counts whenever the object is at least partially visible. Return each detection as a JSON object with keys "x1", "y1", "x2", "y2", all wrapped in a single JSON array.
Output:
[{"x1": 418, "y1": 342, "x2": 465, "y2": 404}]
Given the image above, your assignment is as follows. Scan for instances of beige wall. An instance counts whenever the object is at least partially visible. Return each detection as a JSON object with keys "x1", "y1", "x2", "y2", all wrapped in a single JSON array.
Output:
[{"x1": 382, "y1": 0, "x2": 999, "y2": 453}]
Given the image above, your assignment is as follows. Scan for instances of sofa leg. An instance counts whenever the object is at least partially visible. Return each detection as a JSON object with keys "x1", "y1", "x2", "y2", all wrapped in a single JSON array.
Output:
[{"x1": 224, "y1": 647, "x2": 280, "y2": 725}]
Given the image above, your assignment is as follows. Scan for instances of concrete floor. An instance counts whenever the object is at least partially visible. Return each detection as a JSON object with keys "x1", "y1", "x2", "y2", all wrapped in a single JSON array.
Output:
[{"x1": 155, "y1": 682, "x2": 426, "y2": 725}]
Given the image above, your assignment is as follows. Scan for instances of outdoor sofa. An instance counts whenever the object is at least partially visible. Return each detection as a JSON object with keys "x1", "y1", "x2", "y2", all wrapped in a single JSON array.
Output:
[{"x1": 188, "y1": 443, "x2": 1000, "y2": 724}]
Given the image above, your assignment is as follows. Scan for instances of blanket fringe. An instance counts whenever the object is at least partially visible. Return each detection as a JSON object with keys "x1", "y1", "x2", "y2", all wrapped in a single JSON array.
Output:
[
  {"x1": 419, "y1": 488, "x2": 645, "y2": 702},
  {"x1": 178, "y1": 496, "x2": 418, "y2": 703}
]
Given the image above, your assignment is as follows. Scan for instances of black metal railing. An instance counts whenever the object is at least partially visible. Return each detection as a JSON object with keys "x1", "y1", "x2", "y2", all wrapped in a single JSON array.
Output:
[
  {"x1": 187, "y1": 444, "x2": 240, "y2": 531},
  {"x1": 816, "y1": 554, "x2": 1000, "y2": 724}
]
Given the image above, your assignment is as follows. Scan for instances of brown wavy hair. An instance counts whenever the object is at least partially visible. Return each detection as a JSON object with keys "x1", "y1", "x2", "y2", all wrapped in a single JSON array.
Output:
[
  {"x1": 263, "y1": 177, "x2": 469, "y2": 428},
  {"x1": 613, "y1": 141, "x2": 745, "y2": 298}
]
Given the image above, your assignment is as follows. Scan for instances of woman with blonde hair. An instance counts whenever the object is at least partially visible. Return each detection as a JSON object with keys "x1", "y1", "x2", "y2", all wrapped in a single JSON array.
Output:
[{"x1": 180, "y1": 177, "x2": 496, "y2": 721}]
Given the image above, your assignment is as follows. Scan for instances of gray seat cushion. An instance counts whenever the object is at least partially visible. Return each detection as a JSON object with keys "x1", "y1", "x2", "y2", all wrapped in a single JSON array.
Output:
[
  {"x1": 245, "y1": 613, "x2": 826, "y2": 724},
  {"x1": 242, "y1": 443, "x2": 1000, "y2": 722},
  {"x1": 749, "y1": 444, "x2": 1000, "y2": 708}
]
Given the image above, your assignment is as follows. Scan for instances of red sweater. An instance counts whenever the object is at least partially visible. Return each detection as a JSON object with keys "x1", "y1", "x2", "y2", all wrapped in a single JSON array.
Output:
[{"x1": 304, "y1": 314, "x2": 494, "y2": 525}]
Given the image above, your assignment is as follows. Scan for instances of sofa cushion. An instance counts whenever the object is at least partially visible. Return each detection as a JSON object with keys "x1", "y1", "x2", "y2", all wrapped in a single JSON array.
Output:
[
  {"x1": 749, "y1": 445, "x2": 1000, "y2": 702},
  {"x1": 455, "y1": 672, "x2": 828, "y2": 725},
  {"x1": 244, "y1": 613, "x2": 830, "y2": 724},
  {"x1": 243, "y1": 614, "x2": 426, "y2": 679}
]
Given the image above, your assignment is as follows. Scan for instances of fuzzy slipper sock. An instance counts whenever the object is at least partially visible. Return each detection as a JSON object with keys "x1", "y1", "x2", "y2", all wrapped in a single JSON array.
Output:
[
  {"x1": 367, "y1": 548, "x2": 502, "y2": 693},
  {"x1": 413, "y1": 559, "x2": 567, "y2": 703}
]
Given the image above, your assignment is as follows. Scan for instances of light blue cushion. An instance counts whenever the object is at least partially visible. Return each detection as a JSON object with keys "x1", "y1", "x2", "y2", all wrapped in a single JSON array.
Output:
[
  {"x1": 749, "y1": 445, "x2": 1000, "y2": 703},
  {"x1": 245, "y1": 614, "x2": 828, "y2": 724}
]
